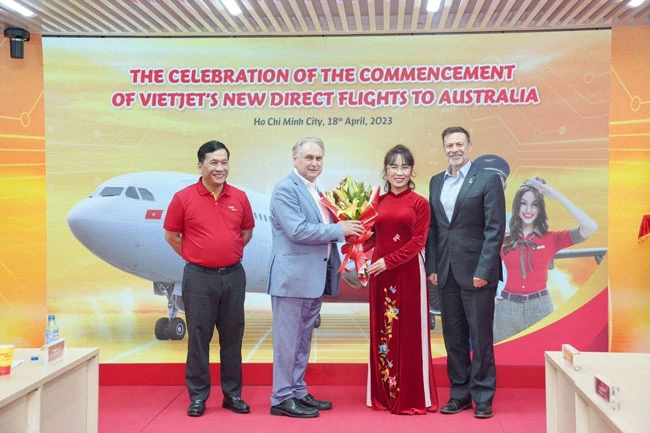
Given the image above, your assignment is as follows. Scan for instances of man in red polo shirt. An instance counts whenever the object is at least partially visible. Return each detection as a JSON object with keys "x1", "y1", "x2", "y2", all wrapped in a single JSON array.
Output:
[{"x1": 164, "y1": 140, "x2": 255, "y2": 417}]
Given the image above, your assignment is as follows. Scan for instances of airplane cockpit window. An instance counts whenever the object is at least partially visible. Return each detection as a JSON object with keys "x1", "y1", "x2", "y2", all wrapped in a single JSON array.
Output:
[
  {"x1": 98, "y1": 186, "x2": 124, "y2": 197},
  {"x1": 252, "y1": 212, "x2": 269, "y2": 222},
  {"x1": 138, "y1": 188, "x2": 155, "y2": 201},
  {"x1": 126, "y1": 186, "x2": 139, "y2": 200}
]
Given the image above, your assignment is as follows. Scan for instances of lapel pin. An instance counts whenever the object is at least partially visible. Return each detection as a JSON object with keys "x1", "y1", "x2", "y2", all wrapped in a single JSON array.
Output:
[{"x1": 469, "y1": 178, "x2": 474, "y2": 185}]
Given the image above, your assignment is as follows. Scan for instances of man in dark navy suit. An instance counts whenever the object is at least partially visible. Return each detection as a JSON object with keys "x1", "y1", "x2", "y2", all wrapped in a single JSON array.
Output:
[{"x1": 426, "y1": 127, "x2": 506, "y2": 419}]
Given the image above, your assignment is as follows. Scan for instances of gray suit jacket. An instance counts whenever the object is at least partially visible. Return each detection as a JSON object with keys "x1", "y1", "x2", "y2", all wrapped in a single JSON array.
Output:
[
  {"x1": 425, "y1": 164, "x2": 506, "y2": 289},
  {"x1": 267, "y1": 171, "x2": 345, "y2": 298}
]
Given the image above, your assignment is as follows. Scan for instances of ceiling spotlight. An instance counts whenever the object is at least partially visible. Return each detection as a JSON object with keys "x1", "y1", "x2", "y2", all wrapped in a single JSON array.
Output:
[
  {"x1": 0, "y1": 0, "x2": 36, "y2": 17},
  {"x1": 220, "y1": 0, "x2": 242, "y2": 16},
  {"x1": 426, "y1": 0, "x2": 443, "y2": 13},
  {"x1": 628, "y1": 0, "x2": 646, "y2": 7}
]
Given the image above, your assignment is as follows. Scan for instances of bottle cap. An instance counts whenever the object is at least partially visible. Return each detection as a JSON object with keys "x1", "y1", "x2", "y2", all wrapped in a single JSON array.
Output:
[{"x1": 31, "y1": 355, "x2": 39, "y2": 361}]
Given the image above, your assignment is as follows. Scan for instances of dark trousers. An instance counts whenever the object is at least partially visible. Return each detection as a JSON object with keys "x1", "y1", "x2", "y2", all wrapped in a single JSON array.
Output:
[
  {"x1": 440, "y1": 269, "x2": 496, "y2": 404},
  {"x1": 182, "y1": 263, "x2": 246, "y2": 401}
]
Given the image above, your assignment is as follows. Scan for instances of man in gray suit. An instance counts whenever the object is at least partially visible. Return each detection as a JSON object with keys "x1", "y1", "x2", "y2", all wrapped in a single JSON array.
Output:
[
  {"x1": 267, "y1": 137, "x2": 363, "y2": 418},
  {"x1": 426, "y1": 127, "x2": 506, "y2": 419}
]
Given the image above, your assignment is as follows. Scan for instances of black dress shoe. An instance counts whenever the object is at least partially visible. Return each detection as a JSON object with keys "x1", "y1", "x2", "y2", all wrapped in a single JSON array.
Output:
[
  {"x1": 222, "y1": 396, "x2": 250, "y2": 414},
  {"x1": 187, "y1": 400, "x2": 206, "y2": 417},
  {"x1": 440, "y1": 399, "x2": 472, "y2": 414},
  {"x1": 474, "y1": 402, "x2": 494, "y2": 418},
  {"x1": 270, "y1": 398, "x2": 319, "y2": 418},
  {"x1": 298, "y1": 394, "x2": 333, "y2": 410}
]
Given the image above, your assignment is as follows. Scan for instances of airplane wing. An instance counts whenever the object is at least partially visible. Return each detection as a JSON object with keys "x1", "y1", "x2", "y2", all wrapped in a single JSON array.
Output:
[
  {"x1": 549, "y1": 247, "x2": 607, "y2": 269},
  {"x1": 552, "y1": 247, "x2": 607, "y2": 262}
]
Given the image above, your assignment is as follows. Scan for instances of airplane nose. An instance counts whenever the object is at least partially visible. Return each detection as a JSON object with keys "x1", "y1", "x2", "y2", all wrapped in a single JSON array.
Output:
[
  {"x1": 67, "y1": 199, "x2": 118, "y2": 255},
  {"x1": 67, "y1": 200, "x2": 96, "y2": 249},
  {"x1": 67, "y1": 197, "x2": 136, "y2": 266}
]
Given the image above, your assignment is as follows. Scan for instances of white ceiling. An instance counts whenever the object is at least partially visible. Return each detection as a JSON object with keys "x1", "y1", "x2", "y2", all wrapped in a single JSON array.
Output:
[{"x1": 1, "y1": 0, "x2": 649, "y2": 37}]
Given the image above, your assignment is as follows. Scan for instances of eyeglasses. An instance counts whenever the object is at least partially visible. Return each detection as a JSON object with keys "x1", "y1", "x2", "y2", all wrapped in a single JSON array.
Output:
[{"x1": 386, "y1": 164, "x2": 412, "y2": 173}]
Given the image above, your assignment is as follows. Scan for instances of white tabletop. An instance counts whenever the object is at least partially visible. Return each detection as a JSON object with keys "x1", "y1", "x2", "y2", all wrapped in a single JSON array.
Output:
[
  {"x1": 0, "y1": 347, "x2": 99, "y2": 408},
  {"x1": 545, "y1": 351, "x2": 650, "y2": 433}
]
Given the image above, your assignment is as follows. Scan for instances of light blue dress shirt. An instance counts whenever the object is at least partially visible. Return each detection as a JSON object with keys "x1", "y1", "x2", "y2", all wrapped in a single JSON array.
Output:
[{"x1": 440, "y1": 161, "x2": 472, "y2": 222}]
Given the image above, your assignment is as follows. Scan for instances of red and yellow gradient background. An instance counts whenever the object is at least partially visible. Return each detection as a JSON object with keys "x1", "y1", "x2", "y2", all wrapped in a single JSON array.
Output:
[
  {"x1": 0, "y1": 28, "x2": 647, "y2": 363},
  {"x1": 609, "y1": 26, "x2": 650, "y2": 353},
  {"x1": 0, "y1": 36, "x2": 46, "y2": 346}
]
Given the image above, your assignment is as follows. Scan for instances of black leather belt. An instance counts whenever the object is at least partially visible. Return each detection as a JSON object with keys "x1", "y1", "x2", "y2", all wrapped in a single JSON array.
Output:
[
  {"x1": 186, "y1": 262, "x2": 241, "y2": 275},
  {"x1": 501, "y1": 289, "x2": 549, "y2": 303}
]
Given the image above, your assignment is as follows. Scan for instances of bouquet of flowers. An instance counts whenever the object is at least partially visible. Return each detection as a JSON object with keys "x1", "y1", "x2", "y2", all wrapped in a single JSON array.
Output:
[{"x1": 320, "y1": 175, "x2": 380, "y2": 286}]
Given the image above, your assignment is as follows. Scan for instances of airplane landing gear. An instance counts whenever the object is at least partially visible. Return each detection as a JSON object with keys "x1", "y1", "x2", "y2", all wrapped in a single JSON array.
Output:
[
  {"x1": 429, "y1": 309, "x2": 441, "y2": 330},
  {"x1": 153, "y1": 281, "x2": 186, "y2": 340},
  {"x1": 154, "y1": 316, "x2": 187, "y2": 340},
  {"x1": 169, "y1": 317, "x2": 186, "y2": 340},
  {"x1": 155, "y1": 317, "x2": 170, "y2": 340},
  {"x1": 428, "y1": 284, "x2": 441, "y2": 331}
]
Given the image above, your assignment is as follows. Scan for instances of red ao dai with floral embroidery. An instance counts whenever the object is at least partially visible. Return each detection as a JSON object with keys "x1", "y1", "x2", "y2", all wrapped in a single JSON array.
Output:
[{"x1": 366, "y1": 189, "x2": 438, "y2": 414}]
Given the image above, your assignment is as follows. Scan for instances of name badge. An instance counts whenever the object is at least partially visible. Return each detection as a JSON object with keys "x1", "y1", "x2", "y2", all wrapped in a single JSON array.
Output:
[
  {"x1": 594, "y1": 374, "x2": 620, "y2": 411},
  {"x1": 562, "y1": 344, "x2": 581, "y2": 371}
]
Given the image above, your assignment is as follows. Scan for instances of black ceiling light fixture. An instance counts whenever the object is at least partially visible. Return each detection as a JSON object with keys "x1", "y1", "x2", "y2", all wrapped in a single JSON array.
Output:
[{"x1": 3, "y1": 27, "x2": 30, "y2": 59}]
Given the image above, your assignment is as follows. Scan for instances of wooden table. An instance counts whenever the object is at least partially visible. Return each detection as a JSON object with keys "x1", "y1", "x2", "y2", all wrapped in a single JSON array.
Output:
[
  {"x1": 0, "y1": 347, "x2": 99, "y2": 433},
  {"x1": 545, "y1": 351, "x2": 650, "y2": 433}
]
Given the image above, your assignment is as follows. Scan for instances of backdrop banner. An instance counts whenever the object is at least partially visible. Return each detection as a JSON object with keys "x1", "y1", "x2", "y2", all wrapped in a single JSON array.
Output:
[{"x1": 42, "y1": 31, "x2": 609, "y2": 363}]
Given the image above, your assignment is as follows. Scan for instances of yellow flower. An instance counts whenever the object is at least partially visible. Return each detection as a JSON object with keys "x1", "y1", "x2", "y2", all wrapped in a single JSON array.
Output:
[
  {"x1": 385, "y1": 306, "x2": 399, "y2": 321},
  {"x1": 323, "y1": 175, "x2": 374, "y2": 220}
]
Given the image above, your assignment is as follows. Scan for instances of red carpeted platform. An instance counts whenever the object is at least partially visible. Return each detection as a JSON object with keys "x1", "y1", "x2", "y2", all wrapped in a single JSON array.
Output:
[{"x1": 100, "y1": 385, "x2": 546, "y2": 433}]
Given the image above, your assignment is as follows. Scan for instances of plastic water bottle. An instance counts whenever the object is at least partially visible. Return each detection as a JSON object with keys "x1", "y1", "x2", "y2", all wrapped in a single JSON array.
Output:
[{"x1": 44, "y1": 314, "x2": 59, "y2": 345}]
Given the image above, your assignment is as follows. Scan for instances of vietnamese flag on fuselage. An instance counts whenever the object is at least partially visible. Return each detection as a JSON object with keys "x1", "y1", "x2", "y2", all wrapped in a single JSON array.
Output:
[{"x1": 145, "y1": 209, "x2": 163, "y2": 220}]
